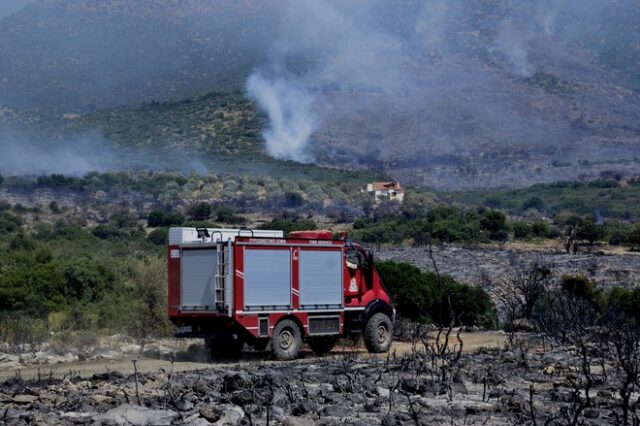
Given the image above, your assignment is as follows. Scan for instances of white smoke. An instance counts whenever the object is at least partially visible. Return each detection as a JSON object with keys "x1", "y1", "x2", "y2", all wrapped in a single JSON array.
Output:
[
  {"x1": 244, "y1": 0, "x2": 413, "y2": 162},
  {"x1": 0, "y1": 129, "x2": 216, "y2": 176},
  {"x1": 225, "y1": 0, "x2": 640, "y2": 175},
  {"x1": 0, "y1": 131, "x2": 118, "y2": 175},
  {"x1": 245, "y1": 72, "x2": 316, "y2": 162},
  {"x1": 493, "y1": 20, "x2": 535, "y2": 78}
]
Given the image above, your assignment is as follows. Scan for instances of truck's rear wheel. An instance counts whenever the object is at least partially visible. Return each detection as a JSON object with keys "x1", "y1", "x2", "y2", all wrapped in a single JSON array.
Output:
[
  {"x1": 272, "y1": 319, "x2": 302, "y2": 360},
  {"x1": 364, "y1": 313, "x2": 393, "y2": 353},
  {"x1": 308, "y1": 336, "x2": 338, "y2": 356}
]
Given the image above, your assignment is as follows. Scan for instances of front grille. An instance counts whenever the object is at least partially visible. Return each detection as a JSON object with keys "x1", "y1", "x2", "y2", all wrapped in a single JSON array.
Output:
[{"x1": 308, "y1": 316, "x2": 340, "y2": 335}]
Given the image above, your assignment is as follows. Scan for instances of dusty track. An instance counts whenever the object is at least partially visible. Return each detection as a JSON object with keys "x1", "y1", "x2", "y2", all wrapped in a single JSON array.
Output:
[{"x1": 0, "y1": 332, "x2": 507, "y2": 383}]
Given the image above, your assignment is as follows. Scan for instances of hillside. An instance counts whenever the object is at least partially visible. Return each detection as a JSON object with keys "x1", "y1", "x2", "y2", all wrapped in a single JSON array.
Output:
[
  {"x1": 0, "y1": 0, "x2": 273, "y2": 110},
  {"x1": 0, "y1": 0, "x2": 639, "y2": 189},
  {"x1": 0, "y1": 92, "x2": 385, "y2": 183}
]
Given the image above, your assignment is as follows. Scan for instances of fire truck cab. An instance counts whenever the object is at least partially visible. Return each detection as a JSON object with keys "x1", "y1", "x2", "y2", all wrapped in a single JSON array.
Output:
[{"x1": 167, "y1": 227, "x2": 394, "y2": 360}]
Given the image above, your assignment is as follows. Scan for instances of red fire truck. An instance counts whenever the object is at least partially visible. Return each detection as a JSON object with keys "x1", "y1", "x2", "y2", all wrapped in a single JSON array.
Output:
[{"x1": 167, "y1": 227, "x2": 394, "y2": 360}]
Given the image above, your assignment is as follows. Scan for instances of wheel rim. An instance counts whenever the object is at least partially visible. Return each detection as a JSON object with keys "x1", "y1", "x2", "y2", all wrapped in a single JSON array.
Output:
[
  {"x1": 376, "y1": 323, "x2": 389, "y2": 345},
  {"x1": 279, "y1": 328, "x2": 294, "y2": 350}
]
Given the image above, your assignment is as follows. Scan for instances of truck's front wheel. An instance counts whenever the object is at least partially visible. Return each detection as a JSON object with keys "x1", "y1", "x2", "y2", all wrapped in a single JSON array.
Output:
[
  {"x1": 272, "y1": 319, "x2": 302, "y2": 360},
  {"x1": 364, "y1": 312, "x2": 393, "y2": 353}
]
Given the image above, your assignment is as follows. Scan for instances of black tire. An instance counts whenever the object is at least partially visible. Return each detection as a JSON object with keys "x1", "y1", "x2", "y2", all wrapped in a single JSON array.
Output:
[
  {"x1": 272, "y1": 319, "x2": 302, "y2": 360},
  {"x1": 206, "y1": 333, "x2": 244, "y2": 360},
  {"x1": 363, "y1": 312, "x2": 393, "y2": 353},
  {"x1": 308, "y1": 336, "x2": 338, "y2": 356}
]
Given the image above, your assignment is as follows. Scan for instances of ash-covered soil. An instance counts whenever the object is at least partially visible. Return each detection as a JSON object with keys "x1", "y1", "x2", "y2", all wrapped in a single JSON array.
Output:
[
  {"x1": 377, "y1": 244, "x2": 640, "y2": 289},
  {"x1": 0, "y1": 335, "x2": 627, "y2": 426}
]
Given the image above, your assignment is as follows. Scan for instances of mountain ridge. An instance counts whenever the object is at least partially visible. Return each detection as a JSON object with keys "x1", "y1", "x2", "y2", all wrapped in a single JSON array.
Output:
[{"x1": 0, "y1": 0, "x2": 639, "y2": 190}]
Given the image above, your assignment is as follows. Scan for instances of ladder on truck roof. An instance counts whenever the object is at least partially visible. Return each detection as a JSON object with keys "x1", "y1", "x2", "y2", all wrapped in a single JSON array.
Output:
[{"x1": 215, "y1": 238, "x2": 233, "y2": 315}]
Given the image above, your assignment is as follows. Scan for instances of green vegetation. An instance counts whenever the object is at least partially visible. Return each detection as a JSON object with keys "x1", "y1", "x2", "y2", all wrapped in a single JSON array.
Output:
[
  {"x1": 1, "y1": 173, "x2": 638, "y2": 347},
  {"x1": 5, "y1": 170, "x2": 640, "y2": 251},
  {"x1": 376, "y1": 260, "x2": 497, "y2": 328},
  {"x1": 257, "y1": 213, "x2": 318, "y2": 236},
  {"x1": 1, "y1": 171, "x2": 369, "y2": 214},
  {"x1": 353, "y1": 206, "x2": 510, "y2": 246},
  {"x1": 352, "y1": 205, "x2": 527, "y2": 246},
  {"x1": 352, "y1": 201, "x2": 640, "y2": 250},
  {"x1": 533, "y1": 274, "x2": 640, "y2": 329},
  {"x1": 445, "y1": 177, "x2": 640, "y2": 220},
  {"x1": 0, "y1": 212, "x2": 172, "y2": 348}
]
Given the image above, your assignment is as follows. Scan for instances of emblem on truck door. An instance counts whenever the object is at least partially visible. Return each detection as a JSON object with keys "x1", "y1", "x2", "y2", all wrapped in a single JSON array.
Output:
[{"x1": 349, "y1": 277, "x2": 358, "y2": 292}]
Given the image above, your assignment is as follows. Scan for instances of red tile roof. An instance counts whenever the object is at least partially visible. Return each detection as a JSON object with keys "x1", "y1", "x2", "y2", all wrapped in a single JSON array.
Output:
[{"x1": 370, "y1": 181, "x2": 403, "y2": 192}]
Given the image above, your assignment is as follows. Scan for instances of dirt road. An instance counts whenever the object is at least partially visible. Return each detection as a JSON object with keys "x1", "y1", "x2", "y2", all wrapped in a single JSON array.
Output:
[{"x1": 0, "y1": 331, "x2": 507, "y2": 383}]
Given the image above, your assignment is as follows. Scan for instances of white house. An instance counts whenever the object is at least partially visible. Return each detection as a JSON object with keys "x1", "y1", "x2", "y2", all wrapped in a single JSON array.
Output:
[{"x1": 363, "y1": 181, "x2": 405, "y2": 203}]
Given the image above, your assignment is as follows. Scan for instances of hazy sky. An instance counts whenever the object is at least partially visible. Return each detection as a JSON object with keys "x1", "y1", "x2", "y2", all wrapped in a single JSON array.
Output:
[{"x1": 0, "y1": 0, "x2": 33, "y2": 19}]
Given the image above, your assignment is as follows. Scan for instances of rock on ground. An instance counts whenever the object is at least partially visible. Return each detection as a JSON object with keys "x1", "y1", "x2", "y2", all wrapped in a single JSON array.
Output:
[{"x1": 92, "y1": 404, "x2": 178, "y2": 426}]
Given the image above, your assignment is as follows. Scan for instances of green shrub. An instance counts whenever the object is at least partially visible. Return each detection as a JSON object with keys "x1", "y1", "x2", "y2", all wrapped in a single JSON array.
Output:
[
  {"x1": 187, "y1": 202, "x2": 212, "y2": 221},
  {"x1": 49, "y1": 201, "x2": 61, "y2": 214},
  {"x1": 0, "y1": 212, "x2": 23, "y2": 234},
  {"x1": 588, "y1": 178, "x2": 619, "y2": 188},
  {"x1": 109, "y1": 211, "x2": 138, "y2": 228},
  {"x1": 258, "y1": 218, "x2": 317, "y2": 236},
  {"x1": 376, "y1": 260, "x2": 497, "y2": 327},
  {"x1": 522, "y1": 196, "x2": 545, "y2": 211},
  {"x1": 0, "y1": 257, "x2": 115, "y2": 314},
  {"x1": 12, "y1": 203, "x2": 29, "y2": 214},
  {"x1": 576, "y1": 219, "x2": 603, "y2": 245},
  {"x1": 283, "y1": 191, "x2": 305, "y2": 208},
  {"x1": 147, "y1": 227, "x2": 168, "y2": 245},
  {"x1": 603, "y1": 220, "x2": 629, "y2": 245},
  {"x1": 512, "y1": 221, "x2": 532, "y2": 240},
  {"x1": 0, "y1": 313, "x2": 47, "y2": 351},
  {"x1": 531, "y1": 221, "x2": 554, "y2": 238},
  {"x1": 216, "y1": 207, "x2": 244, "y2": 224},
  {"x1": 561, "y1": 274, "x2": 600, "y2": 307},
  {"x1": 480, "y1": 210, "x2": 508, "y2": 241},
  {"x1": 147, "y1": 210, "x2": 166, "y2": 227},
  {"x1": 92, "y1": 225, "x2": 124, "y2": 240},
  {"x1": 605, "y1": 287, "x2": 640, "y2": 323},
  {"x1": 147, "y1": 210, "x2": 185, "y2": 227},
  {"x1": 9, "y1": 233, "x2": 37, "y2": 251},
  {"x1": 122, "y1": 257, "x2": 174, "y2": 345}
]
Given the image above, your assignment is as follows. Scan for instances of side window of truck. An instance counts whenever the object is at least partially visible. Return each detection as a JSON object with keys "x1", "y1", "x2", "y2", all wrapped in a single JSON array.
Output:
[
  {"x1": 346, "y1": 248, "x2": 368, "y2": 270},
  {"x1": 346, "y1": 249, "x2": 359, "y2": 269}
]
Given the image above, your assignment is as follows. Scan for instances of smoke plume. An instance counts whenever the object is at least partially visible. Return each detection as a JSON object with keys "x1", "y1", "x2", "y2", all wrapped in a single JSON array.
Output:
[
  {"x1": 243, "y1": 0, "x2": 640, "y2": 179},
  {"x1": 0, "y1": 131, "x2": 118, "y2": 175},
  {"x1": 0, "y1": 129, "x2": 210, "y2": 176},
  {"x1": 246, "y1": 73, "x2": 315, "y2": 162},
  {"x1": 493, "y1": 20, "x2": 535, "y2": 78},
  {"x1": 245, "y1": 0, "x2": 414, "y2": 163}
]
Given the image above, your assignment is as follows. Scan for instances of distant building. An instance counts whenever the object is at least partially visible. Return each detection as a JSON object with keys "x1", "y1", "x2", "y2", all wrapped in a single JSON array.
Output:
[{"x1": 363, "y1": 181, "x2": 405, "y2": 203}]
